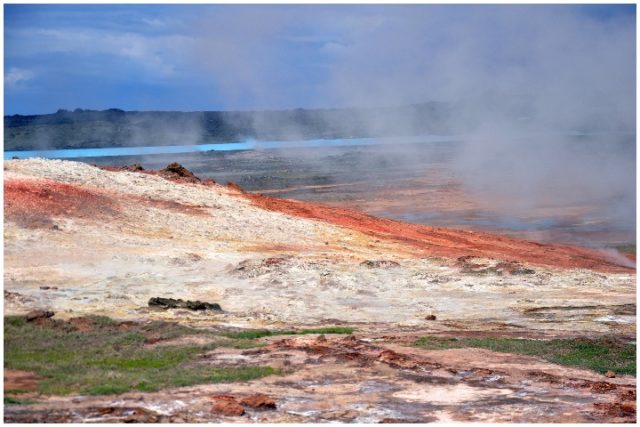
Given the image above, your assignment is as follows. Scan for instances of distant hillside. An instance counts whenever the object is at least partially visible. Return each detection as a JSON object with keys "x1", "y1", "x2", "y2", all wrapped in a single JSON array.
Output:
[{"x1": 4, "y1": 103, "x2": 454, "y2": 151}]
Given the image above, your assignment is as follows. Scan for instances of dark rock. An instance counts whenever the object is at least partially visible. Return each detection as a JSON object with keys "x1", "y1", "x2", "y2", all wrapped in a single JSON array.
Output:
[
  {"x1": 163, "y1": 162, "x2": 195, "y2": 178},
  {"x1": 184, "y1": 300, "x2": 222, "y2": 311},
  {"x1": 148, "y1": 297, "x2": 181, "y2": 309},
  {"x1": 226, "y1": 181, "x2": 244, "y2": 193},
  {"x1": 25, "y1": 310, "x2": 54, "y2": 322},
  {"x1": 148, "y1": 297, "x2": 222, "y2": 312},
  {"x1": 425, "y1": 314, "x2": 437, "y2": 321}
]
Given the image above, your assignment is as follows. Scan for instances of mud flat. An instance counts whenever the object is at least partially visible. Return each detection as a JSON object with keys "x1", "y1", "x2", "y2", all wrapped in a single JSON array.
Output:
[{"x1": 4, "y1": 159, "x2": 636, "y2": 423}]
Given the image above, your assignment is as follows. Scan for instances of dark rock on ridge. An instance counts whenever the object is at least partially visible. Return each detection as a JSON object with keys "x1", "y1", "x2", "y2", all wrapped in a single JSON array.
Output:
[{"x1": 148, "y1": 297, "x2": 222, "y2": 312}]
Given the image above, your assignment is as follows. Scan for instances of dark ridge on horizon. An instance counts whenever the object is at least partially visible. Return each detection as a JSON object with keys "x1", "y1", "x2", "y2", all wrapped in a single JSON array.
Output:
[{"x1": 5, "y1": 102, "x2": 457, "y2": 151}]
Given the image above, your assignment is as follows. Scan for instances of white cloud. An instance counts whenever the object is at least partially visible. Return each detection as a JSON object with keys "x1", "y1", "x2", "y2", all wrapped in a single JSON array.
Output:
[
  {"x1": 8, "y1": 28, "x2": 193, "y2": 81},
  {"x1": 5, "y1": 67, "x2": 35, "y2": 88}
]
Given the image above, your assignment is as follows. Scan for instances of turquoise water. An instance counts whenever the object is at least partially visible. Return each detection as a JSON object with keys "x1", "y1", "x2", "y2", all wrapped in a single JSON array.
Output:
[{"x1": 3, "y1": 135, "x2": 454, "y2": 160}]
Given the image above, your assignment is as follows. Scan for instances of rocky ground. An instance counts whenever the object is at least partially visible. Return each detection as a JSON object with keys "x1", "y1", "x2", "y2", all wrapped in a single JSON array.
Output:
[{"x1": 3, "y1": 158, "x2": 636, "y2": 423}]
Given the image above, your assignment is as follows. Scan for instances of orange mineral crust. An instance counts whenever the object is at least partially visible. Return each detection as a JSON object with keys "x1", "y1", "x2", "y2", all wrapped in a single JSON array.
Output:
[{"x1": 241, "y1": 191, "x2": 634, "y2": 274}]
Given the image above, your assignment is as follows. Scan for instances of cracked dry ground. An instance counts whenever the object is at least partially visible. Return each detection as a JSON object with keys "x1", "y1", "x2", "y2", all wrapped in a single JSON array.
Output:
[{"x1": 4, "y1": 159, "x2": 636, "y2": 423}]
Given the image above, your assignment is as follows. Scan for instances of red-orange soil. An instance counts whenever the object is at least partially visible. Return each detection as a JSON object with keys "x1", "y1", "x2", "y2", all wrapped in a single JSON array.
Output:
[
  {"x1": 6, "y1": 169, "x2": 632, "y2": 274},
  {"x1": 242, "y1": 191, "x2": 634, "y2": 273},
  {"x1": 4, "y1": 178, "x2": 119, "y2": 227},
  {"x1": 4, "y1": 177, "x2": 209, "y2": 226}
]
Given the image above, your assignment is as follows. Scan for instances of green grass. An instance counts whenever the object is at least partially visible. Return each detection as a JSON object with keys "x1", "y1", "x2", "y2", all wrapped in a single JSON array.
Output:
[
  {"x1": 223, "y1": 326, "x2": 355, "y2": 340},
  {"x1": 413, "y1": 336, "x2": 636, "y2": 376},
  {"x1": 4, "y1": 396, "x2": 36, "y2": 405},
  {"x1": 4, "y1": 316, "x2": 276, "y2": 396}
]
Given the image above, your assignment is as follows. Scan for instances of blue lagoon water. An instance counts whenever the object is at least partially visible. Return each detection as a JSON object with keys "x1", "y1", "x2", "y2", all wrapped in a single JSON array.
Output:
[{"x1": 3, "y1": 135, "x2": 455, "y2": 160}]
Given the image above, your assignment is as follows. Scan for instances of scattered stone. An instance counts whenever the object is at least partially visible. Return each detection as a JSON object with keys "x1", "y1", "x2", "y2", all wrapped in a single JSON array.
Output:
[
  {"x1": 264, "y1": 257, "x2": 287, "y2": 266},
  {"x1": 92, "y1": 406, "x2": 161, "y2": 423},
  {"x1": 457, "y1": 257, "x2": 535, "y2": 275},
  {"x1": 495, "y1": 261, "x2": 535, "y2": 275},
  {"x1": 342, "y1": 335, "x2": 358, "y2": 343},
  {"x1": 233, "y1": 257, "x2": 291, "y2": 278},
  {"x1": 148, "y1": 297, "x2": 222, "y2": 311},
  {"x1": 591, "y1": 381, "x2": 617, "y2": 393},
  {"x1": 25, "y1": 310, "x2": 54, "y2": 322},
  {"x1": 605, "y1": 370, "x2": 616, "y2": 378},
  {"x1": 240, "y1": 394, "x2": 277, "y2": 410},
  {"x1": 186, "y1": 252, "x2": 203, "y2": 262},
  {"x1": 320, "y1": 409, "x2": 360, "y2": 421},
  {"x1": 618, "y1": 389, "x2": 636, "y2": 401},
  {"x1": 5, "y1": 290, "x2": 34, "y2": 304},
  {"x1": 378, "y1": 349, "x2": 418, "y2": 369},
  {"x1": 360, "y1": 260, "x2": 400, "y2": 268},
  {"x1": 51, "y1": 225, "x2": 60, "y2": 231},
  {"x1": 594, "y1": 401, "x2": 636, "y2": 417},
  {"x1": 425, "y1": 314, "x2": 437, "y2": 321},
  {"x1": 380, "y1": 418, "x2": 431, "y2": 423}
]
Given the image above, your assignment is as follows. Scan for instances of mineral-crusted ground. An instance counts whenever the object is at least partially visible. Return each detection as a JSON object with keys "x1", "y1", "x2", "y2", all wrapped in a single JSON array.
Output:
[{"x1": 3, "y1": 159, "x2": 636, "y2": 423}]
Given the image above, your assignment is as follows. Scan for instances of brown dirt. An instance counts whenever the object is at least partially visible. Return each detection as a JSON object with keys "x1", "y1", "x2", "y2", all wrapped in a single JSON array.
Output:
[
  {"x1": 4, "y1": 369, "x2": 40, "y2": 392},
  {"x1": 239, "y1": 394, "x2": 277, "y2": 410},
  {"x1": 210, "y1": 396, "x2": 246, "y2": 416}
]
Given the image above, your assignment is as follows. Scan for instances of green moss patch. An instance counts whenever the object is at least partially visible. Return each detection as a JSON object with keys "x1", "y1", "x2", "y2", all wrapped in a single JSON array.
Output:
[
  {"x1": 413, "y1": 336, "x2": 635, "y2": 376},
  {"x1": 223, "y1": 326, "x2": 355, "y2": 340},
  {"x1": 4, "y1": 316, "x2": 276, "y2": 396}
]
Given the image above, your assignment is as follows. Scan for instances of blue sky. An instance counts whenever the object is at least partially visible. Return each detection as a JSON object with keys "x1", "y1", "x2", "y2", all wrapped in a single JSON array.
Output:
[{"x1": 4, "y1": 4, "x2": 636, "y2": 116}]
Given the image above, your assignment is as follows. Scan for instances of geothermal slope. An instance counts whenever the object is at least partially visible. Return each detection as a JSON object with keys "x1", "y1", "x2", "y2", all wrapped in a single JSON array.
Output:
[{"x1": 3, "y1": 158, "x2": 636, "y2": 423}]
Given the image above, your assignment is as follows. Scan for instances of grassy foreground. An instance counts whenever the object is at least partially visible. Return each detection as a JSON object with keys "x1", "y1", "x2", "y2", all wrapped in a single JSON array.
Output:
[
  {"x1": 413, "y1": 336, "x2": 636, "y2": 376},
  {"x1": 4, "y1": 316, "x2": 276, "y2": 396}
]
